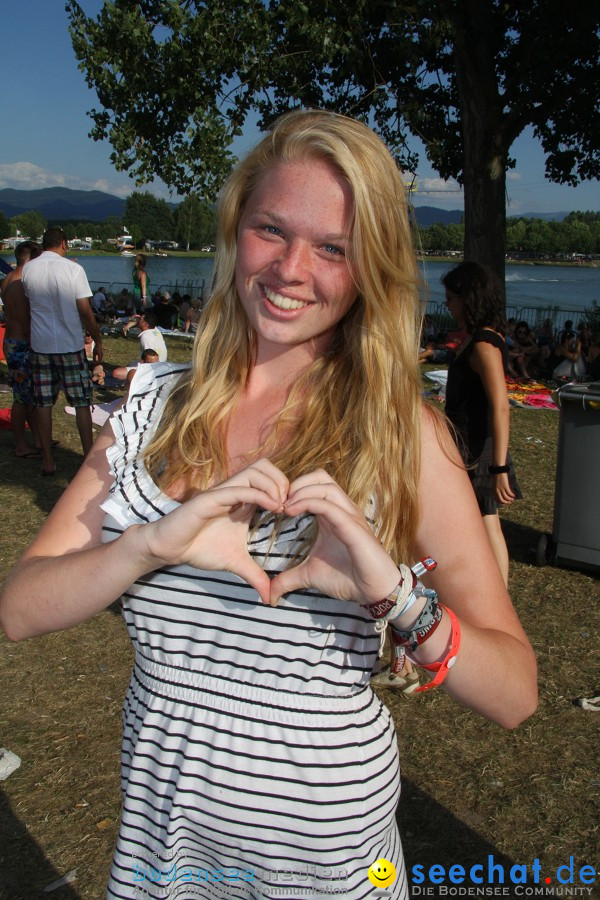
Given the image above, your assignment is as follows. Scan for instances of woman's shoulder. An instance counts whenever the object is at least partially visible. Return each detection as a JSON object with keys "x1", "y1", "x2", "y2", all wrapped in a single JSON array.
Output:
[
  {"x1": 471, "y1": 328, "x2": 505, "y2": 347},
  {"x1": 101, "y1": 363, "x2": 189, "y2": 527},
  {"x1": 469, "y1": 329, "x2": 506, "y2": 358},
  {"x1": 126, "y1": 360, "x2": 190, "y2": 403}
]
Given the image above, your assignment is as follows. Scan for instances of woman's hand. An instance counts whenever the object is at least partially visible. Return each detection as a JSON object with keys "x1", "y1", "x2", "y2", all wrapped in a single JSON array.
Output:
[
  {"x1": 494, "y1": 471, "x2": 516, "y2": 505},
  {"x1": 133, "y1": 459, "x2": 288, "y2": 605},
  {"x1": 269, "y1": 470, "x2": 399, "y2": 607}
]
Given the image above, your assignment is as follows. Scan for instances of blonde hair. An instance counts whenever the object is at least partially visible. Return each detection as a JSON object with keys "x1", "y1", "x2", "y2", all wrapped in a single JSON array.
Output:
[{"x1": 144, "y1": 109, "x2": 424, "y2": 561}]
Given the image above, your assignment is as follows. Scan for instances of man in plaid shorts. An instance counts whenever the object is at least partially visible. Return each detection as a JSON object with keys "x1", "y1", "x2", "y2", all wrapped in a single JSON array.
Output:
[{"x1": 22, "y1": 228, "x2": 103, "y2": 475}]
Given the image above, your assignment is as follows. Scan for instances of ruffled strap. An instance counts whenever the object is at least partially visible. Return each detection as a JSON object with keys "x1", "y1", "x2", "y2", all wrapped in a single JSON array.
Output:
[{"x1": 100, "y1": 362, "x2": 189, "y2": 528}]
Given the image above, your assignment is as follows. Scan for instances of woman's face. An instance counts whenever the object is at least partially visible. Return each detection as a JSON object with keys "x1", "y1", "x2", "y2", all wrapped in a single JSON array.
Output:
[
  {"x1": 445, "y1": 289, "x2": 464, "y2": 324},
  {"x1": 235, "y1": 157, "x2": 358, "y2": 362}
]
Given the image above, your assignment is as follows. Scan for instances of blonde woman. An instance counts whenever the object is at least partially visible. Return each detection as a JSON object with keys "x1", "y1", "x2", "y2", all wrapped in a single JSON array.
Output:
[{"x1": 0, "y1": 111, "x2": 536, "y2": 899}]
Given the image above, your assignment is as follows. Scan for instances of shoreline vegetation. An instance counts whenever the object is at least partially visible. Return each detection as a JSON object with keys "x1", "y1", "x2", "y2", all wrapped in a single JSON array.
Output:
[{"x1": 1, "y1": 248, "x2": 596, "y2": 268}]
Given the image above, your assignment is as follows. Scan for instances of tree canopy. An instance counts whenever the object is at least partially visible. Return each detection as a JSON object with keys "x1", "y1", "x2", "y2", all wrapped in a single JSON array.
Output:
[
  {"x1": 9, "y1": 211, "x2": 47, "y2": 241},
  {"x1": 416, "y1": 212, "x2": 600, "y2": 258},
  {"x1": 0, "y1": 211, "x2": 9, "y2": 242},
  {"x1": 66, "y1": 1, "x2": 600, "y2": 285},
  {"x1": 174, "y1": 195, "x2": 217, "y2": 250},
  {"x1": 124, "y1": 191, "x2": 175, "y2": 242}
]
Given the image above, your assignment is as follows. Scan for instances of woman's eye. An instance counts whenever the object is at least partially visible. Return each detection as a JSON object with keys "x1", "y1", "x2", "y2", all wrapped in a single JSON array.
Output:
[
  {"x1": 262, "y1": 224, "x2": 283, "y2": 236},
  {"x1": 322, "y1": 244, "x2": 344, "y2": 256}
]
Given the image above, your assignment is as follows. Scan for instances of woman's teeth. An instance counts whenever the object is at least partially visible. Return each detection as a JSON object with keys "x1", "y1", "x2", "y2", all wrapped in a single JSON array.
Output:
[{"x1": 265, "y1": 288, "x2": 308, "y2": 310}]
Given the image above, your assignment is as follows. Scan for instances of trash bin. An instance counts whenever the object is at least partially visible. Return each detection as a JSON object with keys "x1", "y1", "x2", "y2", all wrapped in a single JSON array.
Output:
[{"x1": 537, "y1": 381, "x2": 600, "y2": 573}]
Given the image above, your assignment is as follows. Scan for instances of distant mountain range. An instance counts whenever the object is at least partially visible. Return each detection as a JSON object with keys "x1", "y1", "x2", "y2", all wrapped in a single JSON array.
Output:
[
  {"x1": 0, "y1": 186, "x2": 571, "y2": 226},
  {"x1": 411, "y1": 205, "x2": 463, "y2": 226},
  {"x1": 512, "y1": 210, "x2": 570, "y2": 221},
  {"x1": 409, "y1": 206, "x2": 571, "y2": 225},
  {"x1": 0, "y1": 187, "x2": 126, "y2": 222}
]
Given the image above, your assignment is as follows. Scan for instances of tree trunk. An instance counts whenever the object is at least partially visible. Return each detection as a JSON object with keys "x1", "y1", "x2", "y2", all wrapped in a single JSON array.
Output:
[{"x1": 450, "y1": 1, "x2": 508, "y2": 300}]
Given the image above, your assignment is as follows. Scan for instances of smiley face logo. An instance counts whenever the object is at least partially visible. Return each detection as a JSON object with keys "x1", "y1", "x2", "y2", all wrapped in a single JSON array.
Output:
[{"x1": 367, "y1": 858, "x2": 397, "y2": 888}]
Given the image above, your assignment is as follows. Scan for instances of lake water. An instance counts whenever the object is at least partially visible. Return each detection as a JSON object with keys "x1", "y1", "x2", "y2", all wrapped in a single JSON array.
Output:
[
  {"x1": 426, "y1": 260, "x2": 598, "y2": 309},
  {"x1": 3, "y1": 253, "x2": 599, "y2": 322}
]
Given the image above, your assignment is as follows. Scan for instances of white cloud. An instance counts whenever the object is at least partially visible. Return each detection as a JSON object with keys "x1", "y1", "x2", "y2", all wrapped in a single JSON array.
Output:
[
  {"x1": 416, "y1": 176, "x2": 463, "y2": 199},
  {"x1": 506, "y1": 171, "x2": 522, "y2": 182},
  {"x1": 0, "y1": 161, "x2": 168, "y2": 199},
  {"x1": 0, "y1": 162, "x2": 66, "y2": 190}
]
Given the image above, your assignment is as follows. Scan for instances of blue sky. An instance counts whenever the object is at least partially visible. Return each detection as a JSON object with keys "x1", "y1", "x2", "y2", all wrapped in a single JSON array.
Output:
[{"x1": 2, "y1": 0, "x2": 598, "y2": 215}]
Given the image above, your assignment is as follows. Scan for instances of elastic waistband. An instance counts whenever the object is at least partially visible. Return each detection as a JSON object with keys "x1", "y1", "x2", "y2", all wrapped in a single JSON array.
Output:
[{"x1": 133, "y1": 652, "x2": 376, "y2": 720}]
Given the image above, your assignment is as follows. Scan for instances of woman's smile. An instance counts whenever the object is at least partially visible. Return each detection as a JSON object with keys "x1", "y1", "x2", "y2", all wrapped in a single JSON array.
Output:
[
  {"x1": 263, "y1": 285, "x2": 310, "y2": 312},
  {"x1": 235, "y1": 157, "x2": 358, "y2": 360}
]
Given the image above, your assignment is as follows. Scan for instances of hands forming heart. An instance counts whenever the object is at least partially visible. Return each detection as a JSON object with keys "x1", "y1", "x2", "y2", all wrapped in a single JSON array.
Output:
[{"x1": 136, "y1": 458, "x2": 401, "y2": 608}]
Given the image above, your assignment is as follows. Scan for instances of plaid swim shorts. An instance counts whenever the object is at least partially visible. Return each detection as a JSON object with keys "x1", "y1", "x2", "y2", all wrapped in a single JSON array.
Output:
[
  {"x1": 32, "y1": 349, "x2": 92, "y2": 407},
  {"x1": 3, "y1": 338, "x2": 34, "y2": 405}
]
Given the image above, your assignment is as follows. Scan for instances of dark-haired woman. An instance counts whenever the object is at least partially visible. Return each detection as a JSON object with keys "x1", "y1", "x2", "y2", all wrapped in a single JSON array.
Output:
[
  {"x1": 514, "y1": 321, "x2": 546, "y2": 373},
  {"x1": 444, "y1": 262, "x2": 522, "y2": 585},
  {"x1": 132, "y1": 253, "x2": 149, "y2": 311}
]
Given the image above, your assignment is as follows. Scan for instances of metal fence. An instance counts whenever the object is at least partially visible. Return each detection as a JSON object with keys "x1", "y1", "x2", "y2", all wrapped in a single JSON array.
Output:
[
  {"x1": 89, "y1": 279, "x2": 591, "y2": 338},
  {"x1": 424, "y1": 300, "x2": 590, "y2": 338},
  {"x1": 89, "y1": 280, "x2": 207, "y2": 300}
]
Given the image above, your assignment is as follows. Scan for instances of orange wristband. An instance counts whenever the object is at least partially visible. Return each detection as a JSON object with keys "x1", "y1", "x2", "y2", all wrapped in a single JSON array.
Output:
[{"x1": 413, "y1": 606, "x2": 461, "y2": 693}]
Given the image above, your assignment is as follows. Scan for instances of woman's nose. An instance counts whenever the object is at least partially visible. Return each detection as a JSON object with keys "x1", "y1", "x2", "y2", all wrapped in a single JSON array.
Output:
[{"x1": 272, "y1": 239, "x2": 310, "y2": 282}]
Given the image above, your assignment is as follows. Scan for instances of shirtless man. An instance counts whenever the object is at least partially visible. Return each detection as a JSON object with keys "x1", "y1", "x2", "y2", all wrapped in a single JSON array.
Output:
[{"x1": 1, "y1": 241, "x2": 42, "y2": 457}]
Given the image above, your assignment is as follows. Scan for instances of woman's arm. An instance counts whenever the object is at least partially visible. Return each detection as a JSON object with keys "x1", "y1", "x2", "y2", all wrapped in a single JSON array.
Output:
[
  {"x1": 556, "y1": 342, "x2": 580, "y2": 362},
  {"x1": 139, "y1": 269, "x2": 148, "y2": 306},
  {"x1": 413, "y1": 407, "x2": 537, "y2": 727},
  {"x1": 0, "y1": 424, "x2": 149, "y2": 640},
  {"x1": 520, "y1": 335, "x2": 539, "y2": 356},
  {"x1": 268, "y1": 414, "x2": 536, "y2": 728},
  {"x1": 0, "y1": 438, "x2": 288, "y2": 641},
  {"x1": 470, "y1": 340, "x2": 516, "y2": 505}
]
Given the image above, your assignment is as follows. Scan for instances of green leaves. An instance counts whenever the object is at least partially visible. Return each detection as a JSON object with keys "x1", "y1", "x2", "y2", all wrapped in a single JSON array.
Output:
[
  {"x1": 66, "y1": 0, "x2": 599, "y2": 281},
  {"x1": 124, "y1": 191, "x2": 175, "y2": 241},
  {"x1": 9, "y1": 211, "x2": 47, "y2": 241},
  {"x1": 66, "y1": 0, "x2": 269, "y2": 198},
  {"x1": 174, "y1": 194, "x2": 216, "y2": 249}
]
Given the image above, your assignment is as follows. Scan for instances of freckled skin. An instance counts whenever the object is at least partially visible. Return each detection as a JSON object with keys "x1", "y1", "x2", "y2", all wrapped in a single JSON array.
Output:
[{"x1": 235, "y1": 158, "x2": 357, "y2": 365}]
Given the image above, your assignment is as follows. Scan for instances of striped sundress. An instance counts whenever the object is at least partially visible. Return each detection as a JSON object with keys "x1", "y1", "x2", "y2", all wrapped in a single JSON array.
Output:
[{"x1": 100, "y1": 363, "x2": 409, "y2": 900}]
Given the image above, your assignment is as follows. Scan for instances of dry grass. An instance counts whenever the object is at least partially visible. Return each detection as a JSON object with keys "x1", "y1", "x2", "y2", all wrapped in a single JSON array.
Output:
[{"x1": 0, "y1": 345, "x2": 598, "y2": 899}]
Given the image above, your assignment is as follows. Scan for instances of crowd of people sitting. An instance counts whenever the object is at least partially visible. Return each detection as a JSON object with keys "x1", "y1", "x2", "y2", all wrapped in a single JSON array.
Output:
[
  {"x1": 91, "y1": 285, "x2": 203, "y2": 333},
  {"x1": 420, "y1": 313, "x2": 600, "y2": 383}
]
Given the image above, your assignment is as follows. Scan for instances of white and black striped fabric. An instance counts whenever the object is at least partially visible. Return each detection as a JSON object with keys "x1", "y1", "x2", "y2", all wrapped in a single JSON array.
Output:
[{"x1": 100, "y1": 363, "x2": 409, "y2": 900}]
